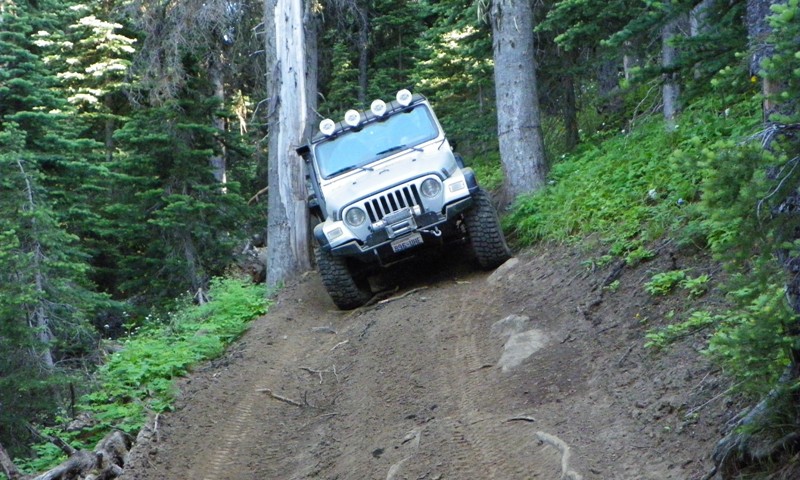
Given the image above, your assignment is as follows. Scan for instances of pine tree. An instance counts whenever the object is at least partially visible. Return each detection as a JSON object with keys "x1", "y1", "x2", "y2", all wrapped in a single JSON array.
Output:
[
  {"x1": 110, "y1": 96, "x2": 252, "y2": 304},
  {"x1": 412, "y1": 0, "x2": 496, "y2": 154},
  {"x1": 0, "y1": 0, "x2": 112, "y2": 452}
]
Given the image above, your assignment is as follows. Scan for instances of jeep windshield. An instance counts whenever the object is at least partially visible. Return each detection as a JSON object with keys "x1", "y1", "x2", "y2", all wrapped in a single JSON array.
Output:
[{"x1": 314, "y1": 104, "x2": 439, "y2": 179}]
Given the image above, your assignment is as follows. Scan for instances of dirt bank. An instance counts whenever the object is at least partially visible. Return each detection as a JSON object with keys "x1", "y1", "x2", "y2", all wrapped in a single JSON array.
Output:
[{"x1": 122, "y1": 243, "x2": 735, "y2": 479}]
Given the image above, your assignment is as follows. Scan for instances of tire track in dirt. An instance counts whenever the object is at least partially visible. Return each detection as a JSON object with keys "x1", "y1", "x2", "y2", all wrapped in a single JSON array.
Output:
[
  {"x1": 192, "y1": 389, "x2": 261, "y2": 480},
  {"x1": 422, "y1": 277, "x2": 561, "y2": 479},
  {"x1": 141, "y1": 289, "x2": 337, "y2": 480}
]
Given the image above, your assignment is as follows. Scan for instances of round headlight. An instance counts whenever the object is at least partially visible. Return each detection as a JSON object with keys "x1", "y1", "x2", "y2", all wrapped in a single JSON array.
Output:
[
  {"x1": 345, "y1": 207, "x2": 367, "y2": 227},
  {"x1": 370, "y1": 99, "x2": 387, "y2": 116},
  {"x1": 396, "y1": 89, "x2": 412, "y2": 106},
  {"x1": 319, "y1": 118, "x2": 335, "y2": 136},
  {"x1": 344, "y1": 109, "x2": 361, "y2": 127},
  {"x1": 420, "y1": 178, "x2": 441, "y2": 198}
]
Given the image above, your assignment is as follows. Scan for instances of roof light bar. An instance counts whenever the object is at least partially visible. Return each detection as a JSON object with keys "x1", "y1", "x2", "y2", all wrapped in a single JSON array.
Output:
[
  {"x1": 344, "y1": 109, "x2": 361, "y2": 127},
  {"x1": 370, "y1": 99, "x2": 387, "y2": 116},
  {"x1": 319, "y1": 118, "x2": 336, "y2": 136},
  {"x1": 396, "y1": 89, "x2": 412, "y2": 106}
]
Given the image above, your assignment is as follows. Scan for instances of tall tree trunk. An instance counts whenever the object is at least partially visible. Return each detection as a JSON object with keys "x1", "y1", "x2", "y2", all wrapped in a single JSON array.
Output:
[
  {"x1": 356, "y1": 2, "x2": 369, "y2": 106},
  {"x1": 690, "y1": 0, "x2": 713, "y2": 79},
  {"x1": 661, "y1": 13, "x2": 684, "y2": 132},
  {"x1": 265, "y1": 0, "x2": 312, "y2": 287},
  {"x1": 490, "y1": 0, "x2": 548, "y2": 204},
  {"x1": 304, "y1": 0, "x2": 321, "y2": 261},
  {"x1": 209, "y1": 52, "x2": 227, "y2": 188},
  {"x1": 747, "y1": 0, "x2": 782, "y2": 118},
  {"x1": 304, "y1": 2, "x2": 320, "y2": 132}
]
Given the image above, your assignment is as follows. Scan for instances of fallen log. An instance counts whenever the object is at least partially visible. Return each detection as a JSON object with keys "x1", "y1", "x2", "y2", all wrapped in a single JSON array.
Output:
[{"x1": 0, "y1": 429, "x2": 131, "y2": 480}]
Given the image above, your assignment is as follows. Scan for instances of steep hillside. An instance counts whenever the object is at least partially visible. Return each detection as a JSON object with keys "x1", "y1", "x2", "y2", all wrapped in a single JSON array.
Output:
[{"x1": 122, "y1": 244, "x2": 734, "y2": 480}]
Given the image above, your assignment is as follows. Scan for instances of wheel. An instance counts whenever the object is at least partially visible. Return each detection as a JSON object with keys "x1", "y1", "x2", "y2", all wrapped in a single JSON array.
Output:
[
  {"x1": 463, "y1": 188, "x2": 512, "y2": 269},
  {"x1": 315, "y1": 247, "x2": 372, "y2": 310}
]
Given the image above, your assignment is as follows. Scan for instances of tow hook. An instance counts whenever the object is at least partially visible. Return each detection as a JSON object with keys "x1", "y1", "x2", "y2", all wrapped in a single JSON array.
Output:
[{"x1": 427, "y1": 227, "x2": 442, "y2": 237}]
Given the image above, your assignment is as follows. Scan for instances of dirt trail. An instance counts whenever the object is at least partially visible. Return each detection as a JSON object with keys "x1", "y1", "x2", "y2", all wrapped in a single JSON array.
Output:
[{"x1": 123, "y1": 245, "x2": 734, "y2": 480}]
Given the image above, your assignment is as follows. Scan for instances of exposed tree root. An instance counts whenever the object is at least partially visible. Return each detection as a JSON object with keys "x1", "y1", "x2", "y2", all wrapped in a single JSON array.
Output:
[
  {"x1": 256, "y1": 387, "x2": 304, "y2": 407},
  {"x1": 535, "y1": 431, "x2": 583, "y2": 480}
]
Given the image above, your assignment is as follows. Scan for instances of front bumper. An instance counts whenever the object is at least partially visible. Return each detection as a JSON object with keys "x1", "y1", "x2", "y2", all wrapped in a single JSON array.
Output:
[{"x1": 318, "y1": 196, "x2": 473, "y2": 260}]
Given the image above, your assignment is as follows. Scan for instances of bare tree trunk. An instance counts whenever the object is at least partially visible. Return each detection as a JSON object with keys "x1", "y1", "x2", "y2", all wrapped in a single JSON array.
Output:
[
  {"x1": 304, "y1": 1, "x2": 321, "y2": 262},
  {"x1": 16, "y1": 158, "x2": 54, "y2": 370},
  {"x1": 265, "y1": 0, "x2": 312, "y2": 287},
  {"x1": 490, "y1": 0, "x2": 548, "y2": 204},
  {"x1": 661, "y1": 14, "x2": 684, "y2": 132}
]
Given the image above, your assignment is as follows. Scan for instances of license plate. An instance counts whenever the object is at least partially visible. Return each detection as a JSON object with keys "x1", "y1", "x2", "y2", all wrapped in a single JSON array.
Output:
[{"x1": 391, "y1": 233, "x2": 424, "y2": 253}]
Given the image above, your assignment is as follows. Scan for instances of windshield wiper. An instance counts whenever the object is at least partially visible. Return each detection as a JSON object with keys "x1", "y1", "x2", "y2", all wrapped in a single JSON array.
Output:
[
  {"x1": 375, "y1": 144, "x2": 423, "y2": 156},
  {"x1": 376, "y1": 145, "x2": 405, "y2": 156},
  {"x1": 328, "y1": 164, "x2": 374, "y2": 177}
]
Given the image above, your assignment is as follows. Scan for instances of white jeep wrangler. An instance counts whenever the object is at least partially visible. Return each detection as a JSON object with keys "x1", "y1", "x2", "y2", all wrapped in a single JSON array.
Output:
[{"x1": 296, "y1": 90, "x2": 510, "y2": 309}]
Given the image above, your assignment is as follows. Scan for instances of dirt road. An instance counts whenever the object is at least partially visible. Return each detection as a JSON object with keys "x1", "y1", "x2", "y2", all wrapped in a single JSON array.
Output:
[{"x1": 123, "y1": 245, "x2": 732, "y2": 479}]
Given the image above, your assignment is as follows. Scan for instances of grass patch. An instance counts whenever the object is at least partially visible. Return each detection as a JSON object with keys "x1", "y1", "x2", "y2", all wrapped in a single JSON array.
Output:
[{"x1": 503, "y1": 96, "x2": 761, "y2": 259}]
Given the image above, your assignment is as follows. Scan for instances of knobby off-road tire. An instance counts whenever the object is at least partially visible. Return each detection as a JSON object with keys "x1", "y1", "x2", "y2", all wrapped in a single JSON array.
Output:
[
  {"x1": 464, "y1": 188, "x2": 512, "y2": 269},
  {"x1": 315, "y1": 247, "x2": 372, "y2": 310}
]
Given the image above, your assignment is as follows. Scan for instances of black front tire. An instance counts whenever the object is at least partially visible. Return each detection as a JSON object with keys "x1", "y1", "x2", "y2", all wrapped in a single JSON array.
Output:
[
  {"x1": 315, "y1": 247, "x2": 372, "y2": 310},
  {"x1": 463, "y1": 188, "x2": 512, "y2": 269}
]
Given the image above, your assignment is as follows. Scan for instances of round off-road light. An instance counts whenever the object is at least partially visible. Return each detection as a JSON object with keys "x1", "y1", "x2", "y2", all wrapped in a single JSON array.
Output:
[
  {"x1": 344, "y1": 109, "x2": 361, "y2": 127},
  {"x1": 420, "y1": 178, "x2": 441, "y2": 198},
  {"x1": 396, "y1": 89, "x2": 412, "y2": 106},
  {"x1": 370, "y1": 99, "x2": 387, "y2": 116},
  {"x1": 319, "y1": 118, "x2": 335, "y2": 136},
  {"x1": 345, "y1": 207, "x2": 367, "y2": 227}
]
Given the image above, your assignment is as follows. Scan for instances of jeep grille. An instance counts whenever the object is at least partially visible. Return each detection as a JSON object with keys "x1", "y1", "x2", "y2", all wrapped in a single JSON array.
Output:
[{"x1": 362, "y1": 185, "x2": 423, "y2": 223}]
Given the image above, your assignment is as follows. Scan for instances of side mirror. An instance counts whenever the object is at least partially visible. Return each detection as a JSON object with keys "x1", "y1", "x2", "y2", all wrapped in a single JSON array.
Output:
[{"x1": 296, "y1": 144, "x2": 310, "y2": 161}]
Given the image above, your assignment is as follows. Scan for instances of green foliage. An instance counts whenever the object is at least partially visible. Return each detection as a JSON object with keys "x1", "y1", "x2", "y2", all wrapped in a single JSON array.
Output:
[
  {"x1": 603, "y1": 279, "x2": 621, "y2": 292},
  {"x1": 644, "y1": 270, "x2": 710, "y2": 297},
  {"x1": 706, "y1": 284, "x2": 795, "y2": 395},
  {"x1": 645, "y1": 309, "x2": 716, "y2": 350},
  {"x1": 682, "y1": 274, "x2": 710, "y2": 298},
  {"x1": 645, "y1": 270, "x2": 687, "y2": 296}
]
